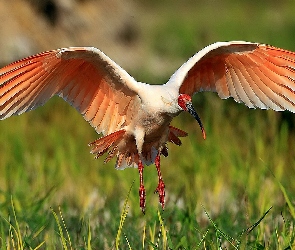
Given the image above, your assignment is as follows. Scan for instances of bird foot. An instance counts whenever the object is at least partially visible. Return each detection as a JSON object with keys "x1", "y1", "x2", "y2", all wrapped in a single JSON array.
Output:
[
  {"x1": 138, "y1": 160, "x2": 146, "y2": 213},
  {"x1": 139, "y1": 184, "x2": 146, "y2": 214},
  {"x1": 154, "y1": 178, "x2": 165, "y2": 210},
  {"x1": 154, "y1": 153, "x2": 166, "y2": 210}
]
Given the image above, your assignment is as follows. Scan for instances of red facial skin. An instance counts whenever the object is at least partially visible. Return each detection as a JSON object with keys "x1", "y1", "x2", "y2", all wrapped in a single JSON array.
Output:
[{"x1": 177, "y1": 94, "x2": 192, "y2": 111}]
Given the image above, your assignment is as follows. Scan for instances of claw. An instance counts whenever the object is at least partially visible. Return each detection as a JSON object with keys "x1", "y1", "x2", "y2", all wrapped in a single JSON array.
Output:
[{"x1": 154, "y1": 153, "x2": 165, "y2": 209}]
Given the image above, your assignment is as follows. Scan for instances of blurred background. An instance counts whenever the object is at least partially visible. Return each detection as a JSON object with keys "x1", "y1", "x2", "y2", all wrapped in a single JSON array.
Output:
[
  {"x1": 1, "y1": 0, "x2": 295, "y2": 248},
  {"x1": 2, "y1": 0, "x2": 295, "y2": 81}
]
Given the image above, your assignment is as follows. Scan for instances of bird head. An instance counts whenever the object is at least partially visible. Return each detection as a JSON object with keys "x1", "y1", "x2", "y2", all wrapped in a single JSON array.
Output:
[{"x1": 177, "y1": 94, "x2": 206, "y2": 139}]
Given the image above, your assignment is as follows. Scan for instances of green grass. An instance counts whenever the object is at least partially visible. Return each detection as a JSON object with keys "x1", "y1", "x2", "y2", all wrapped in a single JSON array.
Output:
[
  {"x1": 1, "y1": 0, "x2": 295, "y2": 249},
  {"x1": 1, "y1": 92, "x2": 294, "y2": 249}
]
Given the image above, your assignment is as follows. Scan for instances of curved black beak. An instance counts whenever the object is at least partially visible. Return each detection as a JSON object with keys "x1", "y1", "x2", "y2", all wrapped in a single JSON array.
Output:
[{"x1": 186, "y1": 102, "x2": 206, "y2": 140}]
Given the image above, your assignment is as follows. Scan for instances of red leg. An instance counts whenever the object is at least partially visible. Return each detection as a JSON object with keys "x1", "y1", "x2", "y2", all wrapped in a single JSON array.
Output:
[
  {"x1": 138, "y1": 159, "x2": 146, "y2": 213},
  {"x1": 154, "y1": 153, "x2": 165, "y2": 210}
]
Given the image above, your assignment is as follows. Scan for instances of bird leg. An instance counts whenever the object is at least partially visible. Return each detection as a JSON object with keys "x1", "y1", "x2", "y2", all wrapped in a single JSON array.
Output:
[
  {"x1": 154, "y1": 153, "x2": 165, "y2": 210},
  {"x1": 138, "y1": 159, "x2": 146, "y2": 213}
]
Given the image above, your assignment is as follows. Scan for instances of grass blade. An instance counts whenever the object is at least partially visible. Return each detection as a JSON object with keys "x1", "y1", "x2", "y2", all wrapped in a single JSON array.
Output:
[
  {"x1": 115, "y1": 180, "x2": 134, "y2": 250},
  {"x1": 278, "y1": 182, "x2": 295, "y2": 219},
  {"x1": 50, "y1": 207, "x2": 68, "y2": 250},
  {"x1": 87, "y1": 218, "x2": 92, "y2": 250},
  {"x1": 59, "y1": 207, "x2": 72, "y2": 249},
  {"x1": 10, "y1": 196, "x2": 24, "y2": 250},
  {"x1": 203, "y1": 205, "x2": 238, "y2": 249}
]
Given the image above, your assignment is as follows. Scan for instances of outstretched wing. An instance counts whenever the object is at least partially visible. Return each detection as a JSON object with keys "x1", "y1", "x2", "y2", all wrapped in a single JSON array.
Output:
[
  {"x1": 167, "y1": 41, "x2": 295, "y2": 112},
  {"x1": 0, "y1": 47, "x2": 141, "y2": 135}
]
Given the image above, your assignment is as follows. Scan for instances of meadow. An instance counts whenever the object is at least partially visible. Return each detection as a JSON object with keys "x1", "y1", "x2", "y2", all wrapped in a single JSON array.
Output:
[{"x1": 0, "y1": 0, "x2": 295, "y2": 249}]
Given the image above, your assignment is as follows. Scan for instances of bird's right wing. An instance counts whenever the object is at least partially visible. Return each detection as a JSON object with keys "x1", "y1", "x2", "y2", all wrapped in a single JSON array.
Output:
[
  {"x1": 167, "y1": 41, "x2": 295, "y2": 112},
  {"x1": 0, "y1": 47, "x2": 141, "y2": 135}
]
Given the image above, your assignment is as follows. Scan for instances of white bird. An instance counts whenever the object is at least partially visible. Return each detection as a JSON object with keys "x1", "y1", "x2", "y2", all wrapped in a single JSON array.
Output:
[{"x1": 1, "y1": 41, "x2": 295, "y2": 212}]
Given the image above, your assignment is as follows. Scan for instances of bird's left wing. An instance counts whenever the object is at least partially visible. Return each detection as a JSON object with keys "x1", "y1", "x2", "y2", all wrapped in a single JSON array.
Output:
[
  {"x1": 167, "y1": 41, "x2": 295, "y2": 112},
  {"x1": 0, "y1": 47, "x2": 141, "y2": 135}
]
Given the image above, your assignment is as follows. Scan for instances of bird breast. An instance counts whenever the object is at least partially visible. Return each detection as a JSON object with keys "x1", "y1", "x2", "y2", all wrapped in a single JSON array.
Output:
[
  {"x1": 113, "y1": 108, "x2": 174, "y2": 168},
  {"x1": 139, "y1": 109, "x2": 173, "y2": 142},
  {"x1": 133, "y1": 84, "x2": 182, "y2": 148},
  {"x1": 126, "y1": 104, "x2": 174, "y2": 152},
  {"x1": 116, "y1": 83, "x2": 181, "y2": 166},
  {"x1": 137, "y1": 108, "x2": 174, "y2": 164}
]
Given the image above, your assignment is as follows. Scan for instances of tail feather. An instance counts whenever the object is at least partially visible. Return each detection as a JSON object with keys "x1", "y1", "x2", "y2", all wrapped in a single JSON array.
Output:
[
  {"x1": 89, "y1": 129, "x2": 126, "y2": 159},
  {"x1": 104, "y1": 146, "x2": 119, "y2": 163},
  {"x1": 88, "y1": 126, "x2": 188, "y2": 169},
  {"x1": 115, "y1": 152, "x2": 139, "y2": 170},
  {"x1": 168, "y1": 126, "x2": 188, "y2": 146}
]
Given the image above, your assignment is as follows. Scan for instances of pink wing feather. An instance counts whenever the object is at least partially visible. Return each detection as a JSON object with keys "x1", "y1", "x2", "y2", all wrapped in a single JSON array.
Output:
[
  {"x1": 169, "y1": 41, "x2": 295, "y2": 112},
  {"x1": 0, "y1": 47, "x2": 140, "y2": 135}
]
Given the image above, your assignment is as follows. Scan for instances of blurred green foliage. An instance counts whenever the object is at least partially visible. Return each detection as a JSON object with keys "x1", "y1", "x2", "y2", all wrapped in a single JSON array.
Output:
[{"x1": 0, "y1": 0, "x2": 295, "y2": 248}]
